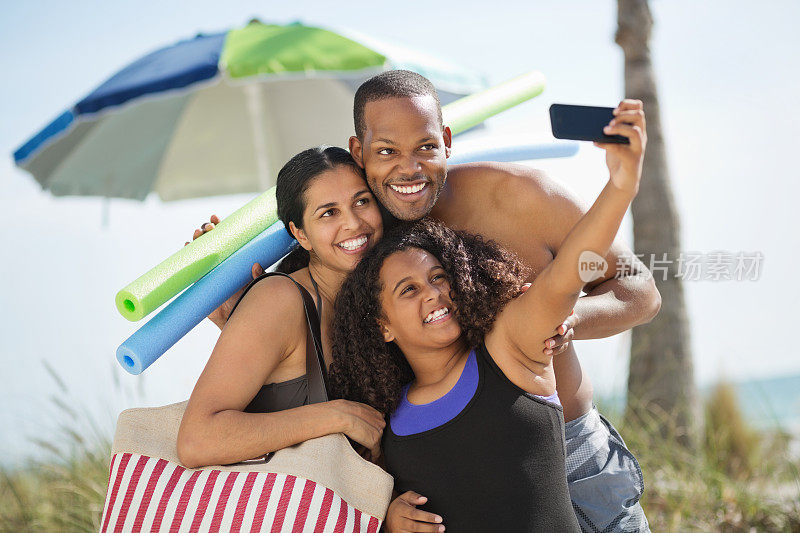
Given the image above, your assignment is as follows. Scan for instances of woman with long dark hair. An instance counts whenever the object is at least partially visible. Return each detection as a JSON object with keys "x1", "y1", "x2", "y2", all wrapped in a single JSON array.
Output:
[
  {"x1": 177, "y1": 146, "x2": 387, "y2": 468},
  {"x1": 329, "y1": 153, "x2": 643, "y2": 531}
]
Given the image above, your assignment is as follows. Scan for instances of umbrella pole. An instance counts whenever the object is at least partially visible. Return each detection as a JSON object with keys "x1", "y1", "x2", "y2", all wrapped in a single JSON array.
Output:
[
  {"x1": 102, "y1": 197, "x2": 110, "y2": 228},
  {"x1": 244, "y1": 83, "x2": 271, "y2": 191},
  {"x1": 103, "y1": 168, "x2": 111, "y2": 228}
]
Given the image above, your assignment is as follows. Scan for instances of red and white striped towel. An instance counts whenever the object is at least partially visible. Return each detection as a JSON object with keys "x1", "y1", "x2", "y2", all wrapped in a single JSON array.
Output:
[{"x1": 101, "y1": 452, "x2": 382, "y2": 532}]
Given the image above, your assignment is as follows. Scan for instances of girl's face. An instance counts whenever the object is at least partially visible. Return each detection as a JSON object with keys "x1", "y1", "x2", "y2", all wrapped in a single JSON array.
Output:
[
  {"x1": 292, "y1": 165, "x2": 383, "y2": 274},
  {"x1": 378, "y1": 248, "x2": 462, "y2": 353}
]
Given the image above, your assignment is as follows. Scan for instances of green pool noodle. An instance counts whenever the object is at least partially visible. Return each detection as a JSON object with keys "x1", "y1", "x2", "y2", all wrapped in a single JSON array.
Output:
[
  {"x1": 115, "y1": 187, "x2": 278, "y2": 321},
  {"x1": 115, "y1": 71, "x2": 546, "y2": 321},
  {"x1": 442, "y1": 70, "x2": 546, "y2": 134}
]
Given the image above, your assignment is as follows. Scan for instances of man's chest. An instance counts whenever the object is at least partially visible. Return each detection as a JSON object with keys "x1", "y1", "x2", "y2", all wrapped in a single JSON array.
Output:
[{"x1": 433, "y1": 210, "x2": 556, "y2": 282}]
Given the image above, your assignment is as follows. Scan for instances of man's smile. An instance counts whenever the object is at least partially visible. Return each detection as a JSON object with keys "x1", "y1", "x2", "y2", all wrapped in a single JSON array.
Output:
[
  {"x1": 387, "y1": 180, "x2": 429, "y2": 201},
  {"x1": 389, "y1": 182, "x2": 427, "y2": 194}
]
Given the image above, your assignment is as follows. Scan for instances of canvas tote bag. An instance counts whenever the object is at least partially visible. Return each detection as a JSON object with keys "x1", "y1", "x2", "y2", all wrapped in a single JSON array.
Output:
[{"x1": 100, "y1": 273, "x2": 394, "y2": 532}]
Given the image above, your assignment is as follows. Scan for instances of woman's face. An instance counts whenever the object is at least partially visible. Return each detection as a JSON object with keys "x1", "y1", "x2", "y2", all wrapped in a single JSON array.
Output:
[
  {"x1": 378, "y1": 248, "x2": 462, "y2": 352},
  {"x1": 294, "y1": 165, "x2": 383, "y2": 273}
]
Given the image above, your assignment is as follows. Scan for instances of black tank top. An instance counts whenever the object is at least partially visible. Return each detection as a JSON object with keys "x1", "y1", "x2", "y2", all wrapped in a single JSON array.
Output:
[
  {"x1": 230, "y1": 271, "x2": 323, "y2": 414},
  {"x1": 382, "y1": 342, "x2": 580, "y2": 532},
  {"x1": 244, "y1": 374, "x2": 309, "y2": 413}
]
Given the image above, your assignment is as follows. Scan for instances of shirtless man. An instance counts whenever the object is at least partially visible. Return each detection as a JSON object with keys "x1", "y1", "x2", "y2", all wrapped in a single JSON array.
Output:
[
  {"x1": 195, "y1": 71, "x2": 658, "y2": 532},
  {"x1": 348, "y1": 71, "x2": 657, "y2": 533}
]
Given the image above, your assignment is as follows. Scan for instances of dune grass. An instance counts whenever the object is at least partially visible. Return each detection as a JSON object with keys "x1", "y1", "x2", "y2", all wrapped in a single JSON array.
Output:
[
  {"x1": 1, "y1": 381, "x2": 798, "y2": 532},
  {"x1": 0, "y1": 410, "x2": 111, "y2": 532},
  {"x1": 601, "y1": 382, "x2": 800, "y2": 532},
  {"x1": 0, "y1": 362, "x2": 120, "y2": 532}
]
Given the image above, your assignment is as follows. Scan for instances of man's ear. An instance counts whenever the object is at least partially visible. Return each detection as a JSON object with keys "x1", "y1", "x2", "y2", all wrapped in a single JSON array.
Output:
[
  {"x1": 380, "y1": 321, "x2": 395, "y2": 343},
  {"x1": 349, "y1": 136, "x2": 365, "y2": 168},
  {"x1": 288, "y1": 221, "x2": 312, "y2": 251},
  {"x1": 443, "y1": 125, "x2": 452, "y2": 159}
]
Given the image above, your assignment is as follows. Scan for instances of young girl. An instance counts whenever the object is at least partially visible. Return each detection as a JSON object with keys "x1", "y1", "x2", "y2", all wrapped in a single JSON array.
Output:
[{"x1": 329, "y1": 140, "x2": 643, "y2": 531}]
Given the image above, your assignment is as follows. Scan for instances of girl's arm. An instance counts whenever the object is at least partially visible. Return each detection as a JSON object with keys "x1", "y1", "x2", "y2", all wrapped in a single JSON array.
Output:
[
  {"x1": 177, "y1": 276, "x2": 385, "y2": 468},
  {"x1": 494, "y1": 103, "x2": 647, "y2": 360}
]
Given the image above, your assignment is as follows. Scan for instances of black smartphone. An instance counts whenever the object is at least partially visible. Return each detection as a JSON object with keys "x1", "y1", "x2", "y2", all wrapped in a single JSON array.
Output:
[{"x1": 549, "y1": 104, "x2": 630, "y2": 144}]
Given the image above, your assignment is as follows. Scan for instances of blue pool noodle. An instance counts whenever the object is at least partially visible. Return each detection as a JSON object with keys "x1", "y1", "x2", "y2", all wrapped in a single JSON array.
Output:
[
  {"x1": 117, "y1": 221, "x2": 296, "y2": 375},
  {"x1": 116, "y1": 141, "x2": 578, "y2": 375},
  {"x1": 449, "y1": 141, "x2": 579, "y2": 165}
]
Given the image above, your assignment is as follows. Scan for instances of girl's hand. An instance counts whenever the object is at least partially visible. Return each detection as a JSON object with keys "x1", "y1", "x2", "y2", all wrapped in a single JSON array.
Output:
[
  {"x1": 385, "y1": 492, "x2": 444, "y2": 532},
  {"x1": 594, "y1": 99, "x2": 647, "y2": 195}
]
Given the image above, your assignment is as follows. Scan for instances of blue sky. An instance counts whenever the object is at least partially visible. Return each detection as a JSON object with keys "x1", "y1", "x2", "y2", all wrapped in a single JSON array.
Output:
[{"x1": 1, "y1": 0, "x2": 799, "y2": 465}]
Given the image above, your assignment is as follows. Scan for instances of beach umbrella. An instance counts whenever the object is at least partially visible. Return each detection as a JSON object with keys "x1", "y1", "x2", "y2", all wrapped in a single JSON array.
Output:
[{"x1": 13, "y1": 20, "x2": 486, "y2": 202}]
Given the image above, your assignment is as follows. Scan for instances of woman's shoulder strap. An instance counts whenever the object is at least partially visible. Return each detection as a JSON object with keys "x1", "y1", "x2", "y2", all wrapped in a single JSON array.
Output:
[{"x1": 227, "y1": 272, "x2": 328, "y2": 404}]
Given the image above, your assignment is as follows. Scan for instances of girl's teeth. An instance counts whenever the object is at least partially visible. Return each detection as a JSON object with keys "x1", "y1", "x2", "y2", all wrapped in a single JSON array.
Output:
[{"x1": 424, "y1": 307, "x2": 449, "y2": 323}]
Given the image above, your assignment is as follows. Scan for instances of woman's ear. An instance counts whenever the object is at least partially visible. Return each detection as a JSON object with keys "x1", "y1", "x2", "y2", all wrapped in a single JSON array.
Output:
[{"x1": 288, "y1": 221, "x2": 312, "y2": 251}]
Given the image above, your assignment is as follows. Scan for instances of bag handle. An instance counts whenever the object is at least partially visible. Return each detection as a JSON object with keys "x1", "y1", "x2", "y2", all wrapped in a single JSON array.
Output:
[{"x1": 227, "y1": 271, "x2": 329, "y2": 404}]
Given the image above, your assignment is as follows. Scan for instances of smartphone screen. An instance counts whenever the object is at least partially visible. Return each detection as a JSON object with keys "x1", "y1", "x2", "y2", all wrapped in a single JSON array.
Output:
[{"x1": 549, "y1": 104, "x2": 630, "y2": 144}]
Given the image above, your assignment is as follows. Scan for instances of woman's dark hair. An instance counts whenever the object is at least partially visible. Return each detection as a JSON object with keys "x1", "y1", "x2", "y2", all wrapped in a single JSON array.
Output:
[
  {"x1": 328, "y1": 218, "x2": 530, "y2": 415},
  {"x1": 274, "y1": 146, "x2": 363, "y2": 273}
]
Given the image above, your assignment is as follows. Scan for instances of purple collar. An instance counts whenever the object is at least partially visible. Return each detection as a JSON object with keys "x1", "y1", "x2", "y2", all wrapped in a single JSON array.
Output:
[{"x1": 390, "y1": 350, "x2": 480, "y2": 436}]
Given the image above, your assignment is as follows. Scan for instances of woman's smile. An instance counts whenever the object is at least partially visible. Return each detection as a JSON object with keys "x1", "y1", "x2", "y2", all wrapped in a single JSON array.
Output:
[{"x1": 336, "y1": 233, "x2": 371, "y2": 255}]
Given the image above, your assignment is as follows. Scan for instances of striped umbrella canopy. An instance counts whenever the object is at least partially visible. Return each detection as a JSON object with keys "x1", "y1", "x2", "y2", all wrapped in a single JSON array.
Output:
[{"x1": 13, "y1": 20, "x2": 486, "y2": 201}]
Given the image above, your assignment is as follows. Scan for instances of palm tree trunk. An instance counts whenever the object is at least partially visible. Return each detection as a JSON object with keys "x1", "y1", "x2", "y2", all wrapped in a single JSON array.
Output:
[{"x1": 617, "y1": 0, "x2": 700, "y2": 449}]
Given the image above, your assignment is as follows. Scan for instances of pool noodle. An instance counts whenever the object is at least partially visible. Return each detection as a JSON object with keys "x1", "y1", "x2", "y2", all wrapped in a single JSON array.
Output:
[
  {"x1": 115, "y1": 186, "x2": 279, "y2": 321},
  {"x1": 448, "y1": 141, "x2": 578, "y2": 165},
  {"x1": 115, "y1": 71, "x2": 547, "y2": 322},
  {"x1": 116, "y1": 221, "x2": 296, "y2": 375},
  {"x1": 441, "y1": 71, "x2": 546, "y2": 135}
]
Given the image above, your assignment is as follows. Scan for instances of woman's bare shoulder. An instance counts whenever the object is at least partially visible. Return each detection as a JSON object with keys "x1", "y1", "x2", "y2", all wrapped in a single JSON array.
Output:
[{"x1": 225, "y1": 274, "x2": 308, "y2": 333}]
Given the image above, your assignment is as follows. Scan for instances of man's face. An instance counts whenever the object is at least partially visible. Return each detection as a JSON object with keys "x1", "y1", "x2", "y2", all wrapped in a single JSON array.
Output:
[{"x1": 349, "y1": 95, "x2": 451, "y2": 221}]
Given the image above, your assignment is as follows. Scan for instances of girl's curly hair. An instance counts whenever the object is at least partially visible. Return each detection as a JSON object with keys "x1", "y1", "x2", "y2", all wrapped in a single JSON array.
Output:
[{"x1": 328, "y1": 218, "x2": 530, "y2": 415}]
